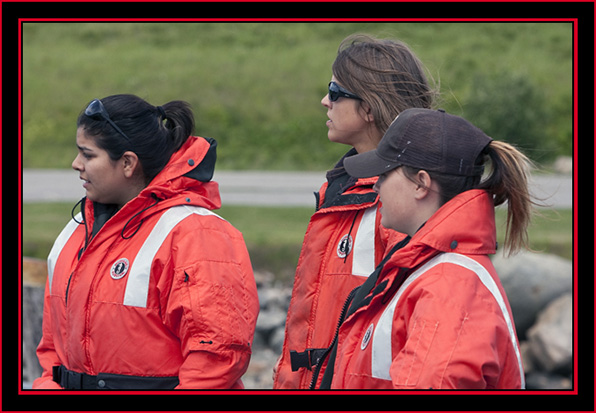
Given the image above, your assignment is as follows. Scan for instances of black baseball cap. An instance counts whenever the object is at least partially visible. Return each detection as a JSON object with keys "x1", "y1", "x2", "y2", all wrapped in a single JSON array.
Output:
[{"x1": 344, "y1": 108, "x2": 493, "y2": 178}]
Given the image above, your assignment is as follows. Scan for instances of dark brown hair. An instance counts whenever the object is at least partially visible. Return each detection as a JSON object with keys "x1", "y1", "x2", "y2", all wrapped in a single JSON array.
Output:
[{"x1": 332, "y1": 34, "x2": 437, "y2": 135}]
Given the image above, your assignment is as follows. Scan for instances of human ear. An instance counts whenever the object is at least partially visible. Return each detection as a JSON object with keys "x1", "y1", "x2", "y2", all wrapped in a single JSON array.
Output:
[
  {"x1": 413, "y1": 170, "x2": 432, "y2": 200},
  {"x1": 359, "y1": 102, "x2": 375, "y2": 123},
  {"x1": 121, "y1": 151, "x2": 140, "y2": 179}
]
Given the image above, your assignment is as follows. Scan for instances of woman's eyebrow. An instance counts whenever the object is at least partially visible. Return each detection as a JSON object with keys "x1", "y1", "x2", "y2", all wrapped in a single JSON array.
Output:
[{"x1": 76, "y1": 144, "x2": 93, "y2": 152}]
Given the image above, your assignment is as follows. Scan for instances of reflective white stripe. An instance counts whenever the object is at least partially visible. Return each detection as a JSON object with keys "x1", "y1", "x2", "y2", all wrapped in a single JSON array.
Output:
[
  {"x1": 371, "y1": 253, "x2": 525, "y2": 388},
  {"x1": 352, "y1": 206, "x2": 377, "y2": 277},
  {"x1": 47, "y1": 213, "x2": 82, "y2": 294},
  {"x1": 122, "y1": 205, "x2": 223, "y2": 308}
]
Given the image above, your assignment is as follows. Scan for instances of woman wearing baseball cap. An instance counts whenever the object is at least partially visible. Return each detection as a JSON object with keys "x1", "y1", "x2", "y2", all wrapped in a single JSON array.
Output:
[{"x1": 317, "y1": 108, "x2": 532, "y2": 389}]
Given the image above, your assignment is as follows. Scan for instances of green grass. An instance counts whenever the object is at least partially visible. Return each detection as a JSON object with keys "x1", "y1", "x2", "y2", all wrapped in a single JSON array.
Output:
[
  {"x1": 496, "y1": 207, "x2": 573, "y2": 260},
  {"x1": 22, "y1": 202, "x2": 573, "y2": 284},
  {"x1": 22, "y1": 22, "x2": 573, "y2": 170}
]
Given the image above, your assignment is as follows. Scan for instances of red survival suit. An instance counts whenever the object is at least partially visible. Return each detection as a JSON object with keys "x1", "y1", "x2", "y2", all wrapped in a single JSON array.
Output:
[
  {"x1": 274, "y1": 149, "x2": 406, "y2": 389},
  {"x1": 34, "y1": 137, "x2": 259, "y2": 389},
  {"x1": 321, "y1": 190, "x2": 524, "y2": 389}
]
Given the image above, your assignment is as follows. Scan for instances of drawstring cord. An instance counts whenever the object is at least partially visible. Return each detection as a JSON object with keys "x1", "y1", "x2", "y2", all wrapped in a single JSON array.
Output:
[
  {"x1": 121, "y1": 193, "x2": 161, "y2": 240},
  {"x1": 69, "y1": 194, "x2": 161, "y2": 258},
  {"x1": 71, "y1": 198, "x2": 85, "y2": 224},
  {"x1": 71, "y1": 198, "x2": 88, "y2": 259}
]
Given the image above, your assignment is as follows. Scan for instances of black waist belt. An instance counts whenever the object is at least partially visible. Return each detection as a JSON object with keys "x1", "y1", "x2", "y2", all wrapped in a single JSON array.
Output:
[{"x1": 53, "y1": 365, "x2": 179, "y2": 390}]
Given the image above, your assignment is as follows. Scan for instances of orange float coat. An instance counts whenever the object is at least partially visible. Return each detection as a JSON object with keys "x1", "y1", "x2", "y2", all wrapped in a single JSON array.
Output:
[
  {"x1": 34, "y1": 137, "x2": 259, "y2": 389},
  {"x1": 324, "y1": 190, "x2": 524, "y2": 389},
  {"x1": 274, "y1": 150, "x2": 406, "y2": 389}
]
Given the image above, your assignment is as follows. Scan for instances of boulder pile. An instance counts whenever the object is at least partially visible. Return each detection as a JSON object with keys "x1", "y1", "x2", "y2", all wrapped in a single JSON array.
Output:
[{"x1": 493, "y1": 250, "x2": 573, "y2": 389}]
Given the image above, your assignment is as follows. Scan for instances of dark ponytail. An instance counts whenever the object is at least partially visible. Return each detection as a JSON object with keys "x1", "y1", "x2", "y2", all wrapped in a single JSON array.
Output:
[
  {"x1": 77, "y1": 94, "x2": 195, "y2": 184},
  {"x1": 159, "y1": 100, "x2": 195, "y2": 155}
]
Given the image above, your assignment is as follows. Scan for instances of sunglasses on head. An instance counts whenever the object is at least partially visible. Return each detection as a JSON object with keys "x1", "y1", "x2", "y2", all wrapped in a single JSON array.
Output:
[
  {"x1": 84, "y1": 99, "x2": 132, "y2": 144},
  {"x1": 328, "y1": 81, "x2": 362, "y2": 102}
]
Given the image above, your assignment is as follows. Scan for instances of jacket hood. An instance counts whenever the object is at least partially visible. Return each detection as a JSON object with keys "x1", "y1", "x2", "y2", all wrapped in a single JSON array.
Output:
[
  {"x1": 139, "y1": 136, "x2": 221, "y2": 211},
  {"x1": 390, "y1": 189, "x2": 497, "y2": 269}
]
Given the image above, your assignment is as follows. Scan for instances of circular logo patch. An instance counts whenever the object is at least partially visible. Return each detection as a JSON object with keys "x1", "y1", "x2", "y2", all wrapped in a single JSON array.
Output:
[
  {"x1": 361, "y1": 323, "x2": 374, "y2": 350},
  {"x1": 337, "y1": 234, "x2": 353, "y2": 259},
  {"x1": 110, "y1": 258, "x2": 129, "y2": 280}
]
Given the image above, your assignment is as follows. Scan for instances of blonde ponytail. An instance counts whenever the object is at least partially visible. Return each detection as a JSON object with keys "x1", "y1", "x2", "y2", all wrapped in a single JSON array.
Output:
[{"x1": 479, "y1": 141, "x2": 535, "y2": 256}]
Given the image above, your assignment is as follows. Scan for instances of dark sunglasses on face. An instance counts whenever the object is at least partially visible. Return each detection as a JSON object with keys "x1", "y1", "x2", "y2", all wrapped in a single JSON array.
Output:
[
  {"x1": 328, "y1": 81, "x2": 362, "y2": 102},
  {"x1": 84, "y1": 99, "x2": 132, "y2": 144}
]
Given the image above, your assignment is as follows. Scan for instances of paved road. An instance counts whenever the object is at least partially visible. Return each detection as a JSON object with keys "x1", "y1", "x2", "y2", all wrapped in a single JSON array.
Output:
[{"x1": 22, "y1": 169, "x2": 573, "y2": 208}]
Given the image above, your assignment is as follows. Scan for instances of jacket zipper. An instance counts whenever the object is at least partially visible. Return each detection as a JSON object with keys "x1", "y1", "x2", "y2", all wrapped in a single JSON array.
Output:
[
  {"x1": 67, "y1": 198, "x2": 89, "y2": 307},
  {"x1": 308, "y1": 286, "x2": 358, "y2": 390},
  {"x1": 309, "y1": 237, "x2": 412, "y2": 389},
  {"x1": 65, "y1": 272, "x2": 74, "y2": 306}
]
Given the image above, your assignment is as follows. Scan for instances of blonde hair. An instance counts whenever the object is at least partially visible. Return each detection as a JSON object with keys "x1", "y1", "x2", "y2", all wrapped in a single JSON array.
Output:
[{"x1": 479, "y1": 141, "x2": 535, "y2": 255}]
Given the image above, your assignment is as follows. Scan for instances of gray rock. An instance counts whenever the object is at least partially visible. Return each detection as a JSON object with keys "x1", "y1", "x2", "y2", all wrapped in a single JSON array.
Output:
[
  {"x1": 526, "y1": 293, "x2": 573, "y2": 374},
  {"x1": 525, "y1": 371, "x2": 572, "y2": 390},
  {"x1": 492, "y1": 251, "x2": 572, "y2": 337},
  {"x1": 255, "y1": 309, "x2": 286, "y2": 344},
  {"x1": 269, "y1": 327, "x2": 285, "y2": 355}
]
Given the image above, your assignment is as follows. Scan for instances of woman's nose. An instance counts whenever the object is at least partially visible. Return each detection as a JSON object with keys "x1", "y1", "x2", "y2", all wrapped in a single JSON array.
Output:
[
  {"x1": 72, "y1": 154, "x2": 82, "y2": 171},
  {"x1": 321, "y1": 94, "x2": 331, "y2": 108}
]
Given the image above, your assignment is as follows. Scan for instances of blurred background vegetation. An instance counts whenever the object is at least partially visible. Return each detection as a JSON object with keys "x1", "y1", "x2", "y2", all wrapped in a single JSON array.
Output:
[
  {"x1": 22, "y1": 22, "x2": 572, "y2": 170},
  {"x1": 22, "y1": 22, "x2": 573, "y2": 274}
]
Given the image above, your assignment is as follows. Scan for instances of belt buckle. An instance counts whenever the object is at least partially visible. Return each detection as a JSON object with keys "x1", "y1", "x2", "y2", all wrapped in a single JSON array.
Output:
[{"x1": 290, "y1": 348, "x2": 322, "y2": 371}]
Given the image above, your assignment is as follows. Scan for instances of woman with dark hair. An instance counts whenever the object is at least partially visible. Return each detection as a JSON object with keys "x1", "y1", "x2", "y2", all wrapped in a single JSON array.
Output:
[
  {"x1": 318, "y1": 108, "x2": 530, "y2": 389},
  {"x1": 274, "y1": 35, "x2": 437, "y2": 389},
  {"x1": 33, "y1": 94, "x2": 259, "y2": 389}
]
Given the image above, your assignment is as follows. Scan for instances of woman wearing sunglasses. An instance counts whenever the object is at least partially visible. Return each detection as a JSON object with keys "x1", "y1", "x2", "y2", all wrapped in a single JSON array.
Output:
[
  {"x1": 274, "y1": 35, "x2": 437, "y2": 389},
  {"x1": 33, "y1": 94, "x2": 259, "y2": 389}
]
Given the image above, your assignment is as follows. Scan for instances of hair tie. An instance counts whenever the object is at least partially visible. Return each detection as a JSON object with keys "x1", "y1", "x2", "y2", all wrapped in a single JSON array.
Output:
[{"x1": 157, "y1": 106, "x2": 167, "y2": 120}]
